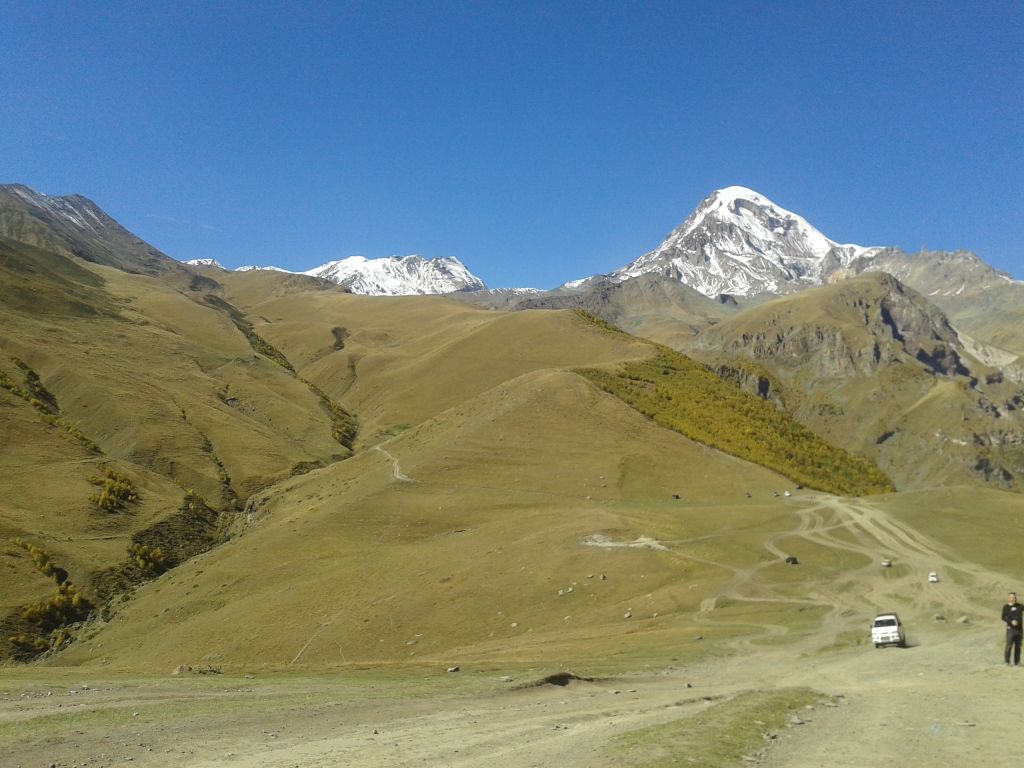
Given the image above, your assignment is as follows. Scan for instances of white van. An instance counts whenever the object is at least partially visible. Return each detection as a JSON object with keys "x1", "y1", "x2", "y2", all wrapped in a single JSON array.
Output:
[{"x1": 871, "y1": 613, "x2": 906, "y2": 648}]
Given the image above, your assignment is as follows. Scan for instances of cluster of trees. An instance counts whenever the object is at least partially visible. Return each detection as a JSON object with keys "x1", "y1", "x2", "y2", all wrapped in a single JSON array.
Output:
[
  {"x1": 88, "y1": 467, "x2": 140, "y2": 512},
  {"x1": 128, "y1": 543, "x2": 168, "y2": 574},
  {"x1": 20, "y1": 582, "x2": 93, "y2": 632},
  {"x1": 303, "y1": 378, "x2": 359, "y2": 450},
  {"x1": 9, "y1": 537, "x2": 57, "y2": 578},
  {"x1": 5, "y1": 541, "x2": 93, "y2": 661},
  {"x1": 577, "y1": 348, "x2": 895, "y2": 496}
]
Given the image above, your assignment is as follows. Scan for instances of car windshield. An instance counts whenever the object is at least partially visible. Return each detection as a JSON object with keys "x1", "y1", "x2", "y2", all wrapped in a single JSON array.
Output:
[{"x1": 874, "y1": 618, "x2": 896, "y2": 627}]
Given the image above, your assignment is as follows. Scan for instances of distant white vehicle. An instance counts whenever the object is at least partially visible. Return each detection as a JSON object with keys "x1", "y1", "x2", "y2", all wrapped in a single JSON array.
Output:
[
  {"x1": 881, "y1": 558, "x2": 892, "y2": 568},
  {"x1": 928, "y1": 572, "x2": 939, "y2": 583},
  {"x1": 784, "y1": 490, "x2": 792, "y2": 497},
  {"x1": 872, "y1": 613, "x2": 906, "y2": 648}
]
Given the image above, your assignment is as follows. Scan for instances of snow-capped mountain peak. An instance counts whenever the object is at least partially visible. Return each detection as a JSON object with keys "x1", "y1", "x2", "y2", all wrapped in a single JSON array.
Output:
[
  {"x1": 678, "y1": 186, "x2": 831, "y2": 252},
  {"x1": 234, "y1": 264, "x2": 293, "y2": 273},
  {"x1": 610, "y1": 187, "x2": 880, "y2": 297},
  {"x1": 182, "y1": 252, "x2": 485, "y2": 296},
  {"x1": 304, "y1": 255, "x2": 485, "y2": 296}
]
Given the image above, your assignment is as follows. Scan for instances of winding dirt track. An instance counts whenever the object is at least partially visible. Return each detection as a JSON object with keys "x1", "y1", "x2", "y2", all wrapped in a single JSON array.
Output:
[{"x1": 4, "y1": 495, "x2": 1020, "y2": 767}]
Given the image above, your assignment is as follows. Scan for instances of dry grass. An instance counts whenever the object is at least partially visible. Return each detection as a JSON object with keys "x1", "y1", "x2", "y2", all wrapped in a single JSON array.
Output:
[
  {"x1": 2, "y1": 250, "x2": 1020, "y2": 673},
  {"x1": 607, "y1": 687, "x2": 822, "y2": 767}
]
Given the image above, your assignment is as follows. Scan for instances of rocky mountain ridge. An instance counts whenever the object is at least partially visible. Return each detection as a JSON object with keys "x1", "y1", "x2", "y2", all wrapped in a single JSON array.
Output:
[
  {"x1": 692, "y1": 272, "x2": 1024, "y2": 489},
  {"x1": 554, "y1": 185, "x2": 1024, "y2": 362},
  {"x1": 0, "y1": 184, "x2": 192, "y2": 279}
]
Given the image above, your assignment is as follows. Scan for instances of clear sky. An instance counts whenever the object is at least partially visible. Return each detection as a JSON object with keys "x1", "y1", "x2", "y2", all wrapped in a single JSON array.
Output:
[{"x1": 2, "y1": 1, "x2": 1021, "y2": 288}]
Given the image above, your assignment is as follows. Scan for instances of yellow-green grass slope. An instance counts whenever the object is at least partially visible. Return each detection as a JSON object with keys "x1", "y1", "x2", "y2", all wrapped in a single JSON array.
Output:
[
  {"x1": 2, "y1": 254, "x2": 900, "y2": 670},
  {"x1": 0, "y1": 249, "x2": 351, "y2": 658},
  {"x1": 0, "y1": 251, "x2": 349, "y2": 504},
  {"x1": 57, "y1": 368, "x2": 822, "y2": 672},
  {"x1": 214, "y1": 270, "x2": 656, "y2": 443},
  {"x1": 577, "y1": 345, "x2": 894, "y2": 497}
]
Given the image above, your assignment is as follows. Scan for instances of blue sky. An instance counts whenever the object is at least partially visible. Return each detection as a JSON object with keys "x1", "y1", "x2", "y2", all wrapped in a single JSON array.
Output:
[{"x1": 2, "y1": 1, "x2": 1021, "y2": 288}]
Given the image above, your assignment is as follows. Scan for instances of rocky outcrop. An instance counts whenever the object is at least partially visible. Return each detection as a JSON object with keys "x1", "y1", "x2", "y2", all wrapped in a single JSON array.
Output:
[
  {"x1": 697, "y1": 274, "x2": 969, "y2": 380},
  {"x1": 690, "y1": 273, "x2": 1024, "y2": 491}
]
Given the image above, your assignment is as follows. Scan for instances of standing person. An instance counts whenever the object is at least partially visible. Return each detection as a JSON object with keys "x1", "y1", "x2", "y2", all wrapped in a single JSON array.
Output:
[{"x1": 1002, "y1": 592, "x2": 1023, "y2": 666}]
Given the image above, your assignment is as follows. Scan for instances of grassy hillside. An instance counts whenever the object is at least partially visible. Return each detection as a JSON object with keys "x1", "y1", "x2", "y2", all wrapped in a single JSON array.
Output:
[
  {"x1": 56, "y1": 369, "x2": 810, "y2": 671},
  {"x1": 0, "y1": 252, "x2": 671, "y2": 664},
  {"x1": 0, "y1": 251, "x2": 353, "y2": 499},
  {"x1": 4, "y1": 242, "x2": 1011, "y2": 672},
  {"x1": 0, "y1": 362, "x2": 190, "y2": 658},
  {"x1": 0, "y1": 249, "x2": 356, "y2": 660},
  {"x1": 216, "y1": 271, "x2": 655, "y2": 443}
]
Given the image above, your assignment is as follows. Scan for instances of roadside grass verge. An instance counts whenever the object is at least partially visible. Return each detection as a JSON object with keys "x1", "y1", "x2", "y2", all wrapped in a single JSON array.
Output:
[
  {"x1": 0, "y1": 669, "x2": 501, "y2": 746},
  {"x1": 607, "y1": 687, "x2": 822, "y2": 767}
]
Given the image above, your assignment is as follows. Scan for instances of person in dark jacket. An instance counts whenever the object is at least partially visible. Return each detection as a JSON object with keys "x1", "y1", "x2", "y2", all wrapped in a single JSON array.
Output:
[{"x1": 1002, "y1": 592, "x2": 1023, "y2": 665}]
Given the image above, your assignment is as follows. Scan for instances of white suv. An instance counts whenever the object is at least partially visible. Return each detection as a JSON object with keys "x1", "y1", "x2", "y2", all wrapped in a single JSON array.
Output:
[{"x1": 871, "y1": 613, "x2": 906, "y2": 648}]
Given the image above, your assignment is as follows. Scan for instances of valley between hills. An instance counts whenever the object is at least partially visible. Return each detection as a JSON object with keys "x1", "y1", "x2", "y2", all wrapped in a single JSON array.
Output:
[{"x1": 1, "y1": 183, "x2": 1023, "y2": 766}]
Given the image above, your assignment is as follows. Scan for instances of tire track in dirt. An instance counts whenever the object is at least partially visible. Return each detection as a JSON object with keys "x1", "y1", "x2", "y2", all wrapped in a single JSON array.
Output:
[{"x1": 663, "y1": 494, "x2": 1013, "y2": 657}]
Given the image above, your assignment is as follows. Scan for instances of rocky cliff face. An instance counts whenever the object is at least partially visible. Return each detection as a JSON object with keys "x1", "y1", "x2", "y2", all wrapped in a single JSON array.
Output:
[
  {"x1": 698, "y1": 273, "x2": 968, "y2": 378},
  {"x1": 692, "y1": 273, "x2": 1024, "y2": 490},
  {"x1": 844, "y1": 248, "x2": 1024, "y2": 361}
]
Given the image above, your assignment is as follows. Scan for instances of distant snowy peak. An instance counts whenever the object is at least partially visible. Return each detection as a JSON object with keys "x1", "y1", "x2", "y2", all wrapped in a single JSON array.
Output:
[
  {"x1": 305, "y1": 255, "x2": 486, "y2": 296},
  {"x1": 6, "y1": 184, "x2": 110, "y2": 233},
  {"x1": 184, "y1": 255, "x2": 484, "y2": 294},
  {"x1": 185, "y1": 258, "x2": 224, "y2": 269},
  {"x1": 234, "y1": 264, "x2": 293, "y2": 273},
  {"x1": 612, "y1": 186, "x2": 882, "y2": 298}
]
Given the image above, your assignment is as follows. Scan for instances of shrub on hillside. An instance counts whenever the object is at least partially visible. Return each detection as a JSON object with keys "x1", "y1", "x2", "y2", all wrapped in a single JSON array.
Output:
[
  {"x1": 9, "y1": 538, "x2": 55, "y2": 577},
  {"x1": 5, "y1": 581, "x2": 94, "y2": 661},
  {"x1": 88, "y1": 467, "x2": 140, "y2": 512},
  {"x1": 41, "y1": 413, "x2": 102, "y2": 452},
  {"x1": 302, "y1": 378, "x2": 359, "y2": 449},
  {"x1": 128, "y1": 543, "x2": 168, "y2": 574},
  {"x1": 7, "y1": 633, "x2": 50, "y2": 657},
  {"x1": 1, "y1": 364, "x2": 101, "y2": 452},
  {"x1": 202, "y1": 295, "x2": 295, "y2": 371},
  {"x1": 20, "y1": 582, "x2": 93, "y2": 633},
  {"x1": 12, "y1": 358, "x2": 59, "y2": 413},
  {"x1": 572, "y1": 309, "x2": 631, "y2": 337}
]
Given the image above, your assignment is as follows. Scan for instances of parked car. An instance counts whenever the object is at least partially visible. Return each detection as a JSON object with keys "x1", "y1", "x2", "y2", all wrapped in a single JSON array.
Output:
[
  {"x1": 881, "y1": 558, "x2": 892, "y2": 568},
  {"x1": 872, "y1": 613, "x2": 906, "y2": 648},
  {"x1": 928, "y1": 572, "x2": 939, "y2": 583}
]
